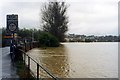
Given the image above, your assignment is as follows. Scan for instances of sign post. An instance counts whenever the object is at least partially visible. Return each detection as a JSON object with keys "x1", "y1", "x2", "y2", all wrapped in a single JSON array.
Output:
[
  {"x1": 7, "y1": 14, "x2": 18, "y2": 61},
  {"x1": 7, "y1": 14, "x2": 18, "y2": 33}
]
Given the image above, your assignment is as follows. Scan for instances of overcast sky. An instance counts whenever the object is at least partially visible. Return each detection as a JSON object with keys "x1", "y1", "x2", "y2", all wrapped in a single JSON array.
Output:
[{"x1": 0, "y1": 0, "x2": 119, "y2": 36}]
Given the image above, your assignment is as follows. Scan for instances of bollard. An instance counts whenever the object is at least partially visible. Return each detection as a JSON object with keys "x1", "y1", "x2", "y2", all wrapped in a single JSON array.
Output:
[
  {"x1": 24, "y1": 53, "x2": 26, "y2": 65},
  {"x1": 37, "y1": 63, "x2": 39, "y2": 80},
  {"x1": 25, "y1": 42, "x2": 27, "y2": 52},
  {"x1": 28, "y1": 56, "x2": 30, "y2": 70},
  {"x1": 14, "y1": 46, "x2": 23, "y2": 61},
  {"x1": 30, "y1": 42, "x2": 32, "y2": 50}
]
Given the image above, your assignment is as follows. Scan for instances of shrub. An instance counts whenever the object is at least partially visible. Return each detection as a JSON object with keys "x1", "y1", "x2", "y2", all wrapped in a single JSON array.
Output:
[
  {"x1": 38, "y1": 32, "x2": 59, "y2": 47},
  {"x1": 85, "y1": 39, "x2": 92, "y2": 42}
]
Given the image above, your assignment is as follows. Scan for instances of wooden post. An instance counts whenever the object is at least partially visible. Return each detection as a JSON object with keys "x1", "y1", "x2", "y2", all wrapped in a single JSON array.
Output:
[
  {"x1": 37, "y1": 63, "x2": 39, "y2": 80},
  {"x1": 38, "y1": 42, "x2": 39, "y2": 48},
  {"x1": 25, "y1": 42, "x2": 27, "y2": 52},
  {"x1": 24, "y1": 53, "x2": 26, "y2": 65},
  {"x1": 30, "y1": 42, "x2": 31, "y2": 50},
  {"x1": 28, "y1": 56, "x2": 30, "y2": 70}
]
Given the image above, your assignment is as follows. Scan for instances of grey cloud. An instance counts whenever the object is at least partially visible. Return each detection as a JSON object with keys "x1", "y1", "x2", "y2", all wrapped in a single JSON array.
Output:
[{"x1": 0, "y1": 0, "x2": 119, "y2": 36}]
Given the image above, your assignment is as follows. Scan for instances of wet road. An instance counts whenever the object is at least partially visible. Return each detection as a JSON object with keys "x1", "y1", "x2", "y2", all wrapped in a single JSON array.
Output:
[{"x1": 1, "y1": 47, "x2": 19, "y2": 78}]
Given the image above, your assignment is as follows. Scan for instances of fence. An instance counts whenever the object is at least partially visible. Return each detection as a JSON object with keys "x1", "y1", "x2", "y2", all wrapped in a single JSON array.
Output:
[
  {"x1": 18, "y1": 49, "x2": 58, "y2": 80},
  {"x1": 22, "y1": 41, "x2": 39, "y2": 52}
]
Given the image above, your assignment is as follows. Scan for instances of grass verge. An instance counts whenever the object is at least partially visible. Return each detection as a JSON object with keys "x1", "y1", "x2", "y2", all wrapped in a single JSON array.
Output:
[{"x1": 15, "y1": 60, "x2": 36, "y2": 80}]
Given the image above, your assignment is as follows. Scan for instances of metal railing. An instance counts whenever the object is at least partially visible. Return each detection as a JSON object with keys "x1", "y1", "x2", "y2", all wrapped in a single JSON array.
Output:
[{"x1": 19, "y1": 49, "x2": 58, "y2": 80}]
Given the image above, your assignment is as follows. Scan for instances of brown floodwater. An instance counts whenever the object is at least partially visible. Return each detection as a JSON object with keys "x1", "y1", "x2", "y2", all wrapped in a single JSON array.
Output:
[{"x1": 26, "y1": 42, "x2": 118, "y2": 78}]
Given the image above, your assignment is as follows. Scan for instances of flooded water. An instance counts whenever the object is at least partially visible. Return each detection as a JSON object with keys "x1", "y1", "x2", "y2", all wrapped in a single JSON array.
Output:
[{"x1": 26, "y1": 42, "x2": 118, "y2": 78}]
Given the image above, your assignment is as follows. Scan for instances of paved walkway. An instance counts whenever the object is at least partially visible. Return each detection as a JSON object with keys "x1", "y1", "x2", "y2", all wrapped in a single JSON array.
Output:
[
  {"x1": 1, "y1": 47, "x2": 19, "y2": 79},
  {"x1": 0, "y1": 47, "x2": 2, "y2": 79}
]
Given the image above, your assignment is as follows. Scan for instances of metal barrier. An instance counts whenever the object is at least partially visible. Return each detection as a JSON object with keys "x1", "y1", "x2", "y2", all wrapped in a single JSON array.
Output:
[{"x1": 19, "y1": 49, "x2": 58, "y2": 80}]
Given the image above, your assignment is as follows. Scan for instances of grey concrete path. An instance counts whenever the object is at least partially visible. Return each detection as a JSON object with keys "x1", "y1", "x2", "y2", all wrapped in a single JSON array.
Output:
[
  {"x1": 0, "y1": 47, "x2": 2, "y2": 79},
  {"x1": 1, "y1": 47, "x2": 19, "y2": 79}
]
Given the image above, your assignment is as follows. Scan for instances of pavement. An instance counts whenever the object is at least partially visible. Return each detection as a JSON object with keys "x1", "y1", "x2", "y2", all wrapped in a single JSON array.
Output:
[{"x1": 1, "y1": 47, "x2": 19, "y2": 79}]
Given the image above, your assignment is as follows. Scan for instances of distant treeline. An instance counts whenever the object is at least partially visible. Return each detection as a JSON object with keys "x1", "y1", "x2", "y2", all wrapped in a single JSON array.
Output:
[
  {"x1": 66, "y1": 34, "x2": 120, "y2": 42},
  {"x1": 2, "y1": 28, "x2": 59, "y2": 47},
  {"x1": 2, "y1": 27, "x2": 120, "y2": 47},
  {"x1": 2, "y1": 28, "x2": 40, "y2": 40}
]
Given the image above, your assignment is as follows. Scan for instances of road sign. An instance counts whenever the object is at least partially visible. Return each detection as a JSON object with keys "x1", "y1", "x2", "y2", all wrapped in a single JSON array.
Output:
[{"x1": 7, "y1": 14, "x2": 18, "y2": 33}]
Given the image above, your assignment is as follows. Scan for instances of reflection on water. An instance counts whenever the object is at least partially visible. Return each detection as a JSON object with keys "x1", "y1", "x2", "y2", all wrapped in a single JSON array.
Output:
[{"x1": 27, "y1": 42, "x2": 118, "y2": 78}]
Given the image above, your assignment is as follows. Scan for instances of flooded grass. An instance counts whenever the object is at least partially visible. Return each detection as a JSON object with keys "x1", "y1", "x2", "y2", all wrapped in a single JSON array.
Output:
[{"x1": 15, "y1": 60, "x2": 35, "y2": 80}]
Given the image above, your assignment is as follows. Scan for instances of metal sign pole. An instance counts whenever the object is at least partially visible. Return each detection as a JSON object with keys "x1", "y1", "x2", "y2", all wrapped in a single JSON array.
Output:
[
  {"x1": 12, "y1": 32, "x2": 15, "y2": 61},
  {"x1": 13, "y1": 32, "x2": 14, "y2": 49}
]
